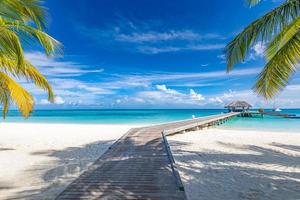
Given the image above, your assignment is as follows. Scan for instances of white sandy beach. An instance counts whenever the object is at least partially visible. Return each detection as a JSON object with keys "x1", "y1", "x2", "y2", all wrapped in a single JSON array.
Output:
[
  {"x1": 168, "y1": 128, "x2": 300, "y2": 200},
  {"x1": 1, "y1": 123, "x2": 300, "y2": 200},
  {"x1": 0, "y1": 123, "x2": 138, "y2": 200}
]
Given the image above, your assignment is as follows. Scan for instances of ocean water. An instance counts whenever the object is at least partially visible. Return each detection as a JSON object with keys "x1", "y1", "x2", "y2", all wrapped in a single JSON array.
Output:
[
  {"x1": 1, "y1": 109, "x2": 300, "y2": 132},
  {"x1": 221, "y1": 112, "x2": 300, "y2": 133},
  {"x1": 1, "y1": 109, "x2": 226, "y2": 124}
]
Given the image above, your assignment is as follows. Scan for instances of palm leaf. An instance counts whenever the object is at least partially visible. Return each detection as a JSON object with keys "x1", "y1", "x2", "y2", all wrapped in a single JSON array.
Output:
[
  {"x1": 0, "y1": 72, "x2": 34, "y2": 118},
  {"x1": 266, "y1": 17, "x2": 300, "y2": 60},
  {"x1": 5, "y1": 20, "x2": 62, "y2": 56},
  {"x1": 0, "y1": 88, "x2": 10, "y2": 118},
  {"x1": 0, "y1": 17, "x2": 61, "y2": 59},
  {"x1": 0, "y1": 21, "x2": 25, "y2": 67},
  {"x1": 0, "y1": 0, "x2": 47, "y2": 29},
  {"x1": 226, "y1": 0, "x2": 300, "y2": 71},
  {"x1": 0, "y1": 0, "x2": 60, "y2": 118},
  {"x1": 254, "y1": 32, "x2": 300, "y2": 99},
  {"x1": 0, "y1": 55, "x2": 54, "y2": 102}
]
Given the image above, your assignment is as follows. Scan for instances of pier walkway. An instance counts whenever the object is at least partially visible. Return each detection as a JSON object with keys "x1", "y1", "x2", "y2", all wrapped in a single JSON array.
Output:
[{"x1": 56, "y1": 112, "x2": 239, "y2": 200}]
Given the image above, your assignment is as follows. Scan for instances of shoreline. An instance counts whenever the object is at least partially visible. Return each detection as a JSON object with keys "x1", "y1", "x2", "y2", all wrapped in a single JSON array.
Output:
[{"x1": 0, "y1": 121, "x2": 150, "y2": 126}]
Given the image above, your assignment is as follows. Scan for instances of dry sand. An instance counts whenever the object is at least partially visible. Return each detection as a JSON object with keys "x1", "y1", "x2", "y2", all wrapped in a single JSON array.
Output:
[
  {"x1": 168, "y1": 128, "x2": 300, "y2": 200},
  {"x1": 0, "y1": 123, "x2": 138, "y2": 200},
  {"x1": 1, "y1": 123, "x2": 299, "y2": 200}
]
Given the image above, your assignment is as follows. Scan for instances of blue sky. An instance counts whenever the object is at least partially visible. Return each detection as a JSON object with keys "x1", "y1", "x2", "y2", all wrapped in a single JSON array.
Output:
[{"x1": 23, "y1": 0, "x2": 300, "y2": 108}]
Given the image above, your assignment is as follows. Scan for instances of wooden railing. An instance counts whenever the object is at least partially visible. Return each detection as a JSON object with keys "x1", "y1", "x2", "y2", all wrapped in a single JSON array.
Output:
[{"x1": 163, "y1": 112, "x2": 240, "y2": 136}]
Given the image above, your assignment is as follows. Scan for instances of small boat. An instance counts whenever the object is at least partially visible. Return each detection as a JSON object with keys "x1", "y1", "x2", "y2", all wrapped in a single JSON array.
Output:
[
  {"x1": 273, "y1": 108, "x2": 282, "y2": 112},
  {"x1": 285, "y1": 115, "x2": 300, "y2": 119}
]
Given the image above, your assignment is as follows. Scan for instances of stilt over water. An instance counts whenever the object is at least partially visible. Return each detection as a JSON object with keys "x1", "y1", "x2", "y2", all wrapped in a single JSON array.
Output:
[{"x1": 56, "y1": 112, "x2": 239, "y2": 200}]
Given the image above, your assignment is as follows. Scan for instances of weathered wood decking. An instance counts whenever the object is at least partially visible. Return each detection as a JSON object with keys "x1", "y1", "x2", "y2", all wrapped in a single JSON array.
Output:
[{"x1": 56, "y1": 112, "x2": 239, "y2": 200}]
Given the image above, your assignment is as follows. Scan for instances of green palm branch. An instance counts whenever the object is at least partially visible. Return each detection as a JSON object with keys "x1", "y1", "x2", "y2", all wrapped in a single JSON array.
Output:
[
  {"x1": 0, "y1": 72, "x2": 34, "y2": 118},
  {"x1": 0, "y1": 0, "x2": 47, "y2": 29},
  {"x1": 0, "y1": 54, "x2": 54, "y2": 102},
  {"x1": 226, "y1": 0, "x2": 300, "y2": 99},
  {"x1": 0, "y1": 0, "x2": 61, "y2": 118}
]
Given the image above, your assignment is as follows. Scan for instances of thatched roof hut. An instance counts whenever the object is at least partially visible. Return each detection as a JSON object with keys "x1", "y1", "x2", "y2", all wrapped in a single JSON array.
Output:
[{"x1": 225, "y1": 101, "x2": 252, "y2": 112}]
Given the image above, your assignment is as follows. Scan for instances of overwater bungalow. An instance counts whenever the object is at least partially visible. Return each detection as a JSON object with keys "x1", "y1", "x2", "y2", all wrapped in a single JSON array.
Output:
[{"x1": 225, "y1": 101, "x2": 252, "y2": 112}]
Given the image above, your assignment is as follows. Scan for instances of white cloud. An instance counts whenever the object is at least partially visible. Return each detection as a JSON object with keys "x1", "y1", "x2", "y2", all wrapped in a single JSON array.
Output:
[
  {"x1": 217, "y1": 54, "x2": 226, "y2": 63},
  {"x1": 246, "y1": 42, "x2": 267, "y2": 61},
  {"x1": 116, "y1": 99, "x2": 121, "y2": 104},
  {"x1": 207, "y1": 84, "x2": 300, "y2": 108},
  {"x1": 189, "y1": 89, "x2": 205, "y2": 101},
  {"x1": 50, "y1": 79, "x2": 114, "y2": 95},
  {"x1": 217, "y1": 54, "x2": 226, "y2": 59},
  {"x1": 39, "y1": 96, "x2": 65, "y2": 105},
  {"x1": 168, "y1": 83, "x2": 219, "y2": 87},
  {"x1": 131, "y1": 85, "x2": 206, "y2": 107},
  {"x1": 222, "y1": 89, "x2": 237, "y2": 99},
  {"x1": 156, "y1": 84, "x2": 168, "y2": 91},
  {"x1": 20, "y1": 49, "x2": 300, "y2": 108},
  {"x1": 253, "y1": 43, "x2": 266, "y2": 57},
  {"x1": 285, "y1": 84, "x2": 300, "y2": 91},
  {"x1": 40, "y1": 99, "x2": 50, "y2": 105},
  {"x1": 217, "y1": 42, "x2": 266, "y2": 63},
  {"x1": 25, "y1": 52, "x2": 104, "y2": 77},
  {"x1": 89, "y1": 67, "x2": 260, "y2": 92},
  {"x1": 54, "y1": 96, "x2": 65, "y2": 104},
  {"x1": 137, "y1": 43, "x2": 225, "y2": 54},
  {"x1": 113, "y1": 67, "x2": 260, "y2": 86},
  {"x1": 209, "y1": 97, "x2": 223, "y2": 104},
  {"x1": 156, "y1": 84, "x2": 180, "y2": 95},
  {"x1": 78, "y1": 19, "x2": 225, "y2": 54},
  {"x1": 116, "y1": 31, "x2": 224, "y2": 43},
  {"x1": 27, "y1": 77, "x2": 115, "y2": 106},
  {"x1": 113, "y1": 82, "x2": 300, "y2": 108}
]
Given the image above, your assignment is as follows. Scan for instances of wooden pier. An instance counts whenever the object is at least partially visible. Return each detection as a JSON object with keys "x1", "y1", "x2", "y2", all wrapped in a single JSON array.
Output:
[
  {"x1": 56, "y1": 112, "x2": 239, "y2": 200},
  {"x1": 239, "y1": 111, "x2": 300, "y2": 118}
]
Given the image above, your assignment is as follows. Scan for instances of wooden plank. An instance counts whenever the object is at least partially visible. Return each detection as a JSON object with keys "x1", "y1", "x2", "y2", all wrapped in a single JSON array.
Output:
[
  {"x1": 56, "y1": 112, "x2": 239, "y2": 200},
  {"x1": 164, "y1": 112, "x2": 239, "y2": 135}
]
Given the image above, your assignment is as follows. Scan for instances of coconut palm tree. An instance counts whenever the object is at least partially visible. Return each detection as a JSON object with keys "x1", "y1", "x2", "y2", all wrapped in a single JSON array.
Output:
[
  {"x1": 226, "y1": 0, "x2": 300, "y2": 99},
  {"x1": 0, "y1": 0, "x2": 61, "y2": 118}
]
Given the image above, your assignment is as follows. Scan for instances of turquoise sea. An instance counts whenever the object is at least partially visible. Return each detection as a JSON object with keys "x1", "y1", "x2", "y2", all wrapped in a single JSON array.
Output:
[{"x1": 1, "y1": 109, "x2": 300, "y2": 133}]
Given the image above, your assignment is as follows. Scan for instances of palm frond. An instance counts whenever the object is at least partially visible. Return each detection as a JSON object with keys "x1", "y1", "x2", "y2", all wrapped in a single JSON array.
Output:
[
  {"x1": 17, "y1": 0, "x2": 47, "y2": 29},
  {"x1": 254, "y1": 32, "x2": 300, "y2": 99},
  {"x1": 0, "y1": 0, "x2": 59, "y2": 118},
  {"x1": 0, "y1": 20, "x2": 25, "y2": 66},
  {"x1": 226, "y1": 0, "x2": 300, "y2": 71},
  {"x1": 23, "y1": 61, "x2": 54, "y2": 102},
  {"x1": 266, "y1": 17, "x2": 300, "y2": 60},
  {"x1": 5, "y1": 20, "x2": 62, "y2": 56},
  {"x1": 0, "y1": 88, "x2": 10, "y2": 118},
  {"x1": 0, "y1": 55, "x2": 54, "y2": 102},
  {"x1": 0, "y1": 0, "x2": 47, "y2": 29},
  {"x1": 0, "y1": 18, "x2": 62, "y2": 56},
  {"x1": 0, "y1": 72, "x2": 34, "y2": 117}
]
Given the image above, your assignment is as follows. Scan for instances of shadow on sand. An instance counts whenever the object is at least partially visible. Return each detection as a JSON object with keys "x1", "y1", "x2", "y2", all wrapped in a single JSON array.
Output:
[
  {"x1": 9, "y1": 140, "x2": 114, "y2": 200},
  {"x1": 54, "y1": 132, "x2": 184, "y2": 200},
  {"x1": 169, "y1": 140, "x2": 300, "y2": 200},
  {"x1": 9, "y1": 131, "x2": 182, "y2": 200}
]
